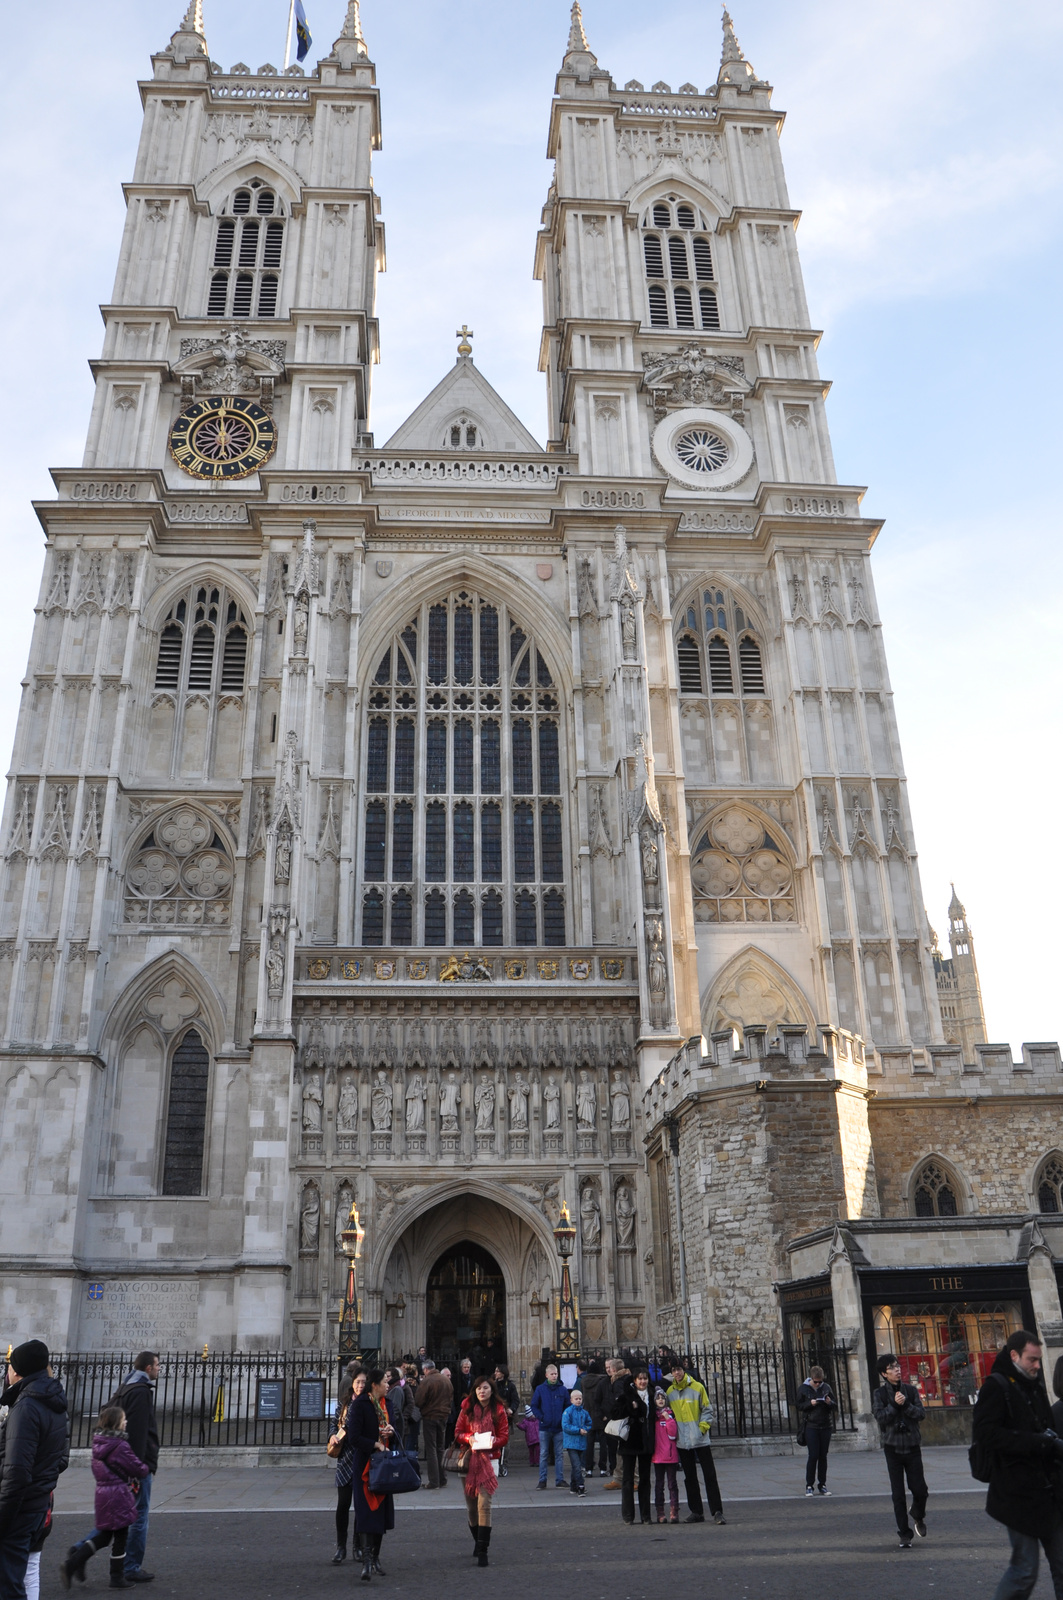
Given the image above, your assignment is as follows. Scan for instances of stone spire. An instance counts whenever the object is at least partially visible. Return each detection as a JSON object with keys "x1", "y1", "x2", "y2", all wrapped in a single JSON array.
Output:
[
  {"x1": 948, "y1": 883, "x2": 967, "y2": 924},
  {"x1": 562, "y1": 1, "x2": 599, "y2": 77},
  {"x1": 168, "y1": 0, "x2": 207, "y2": 60},
  {"x1": 718, "y1": 6, "x2": 755, "y2": 85},
  {"x1": 334, "y1": 0, "x2": 369, "y2": 65}
]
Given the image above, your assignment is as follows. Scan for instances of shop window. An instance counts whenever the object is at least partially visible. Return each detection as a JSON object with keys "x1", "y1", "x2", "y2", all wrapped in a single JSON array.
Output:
[{"x1": 873, "y1": 1300, "x2": 1023, "y2": 1407}]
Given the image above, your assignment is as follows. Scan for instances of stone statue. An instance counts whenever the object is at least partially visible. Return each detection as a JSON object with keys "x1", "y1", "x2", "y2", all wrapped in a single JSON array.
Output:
[
  {"x1": 475, "y1": 1075, "x2": 496, "y2": 1133},
  {"x1": 335, "y1": 1185, "x2": 353, "y2": 1251},
  {"x1": 440, "y1": 1072, "x2": 460, "y2": 1129},
  {"x1": 508, "y1": 1074, "x2": 529, "y2": 1130},
  {"x1": 649, "y1": 945, "x2": 668, "y2": 996},
  {"x1": 580, "y1": 1185, "x2": 601, "y2": 1248},
  {"x1": 300, "y1": 1185, "x2": 320, "y2": 1251},
  {"x1": 370, "y1": 1070, "x2": 393, "y2": 1133},
  {"x1": 620, "y1": 595, "x2": 637, "y2": 659},
  {"x1": 293, "y1": 597, "x2": 309, "y2": 656},
  {"x1": 405, "y1": 1074, "x2": 426, "y2": 1133},
  {"x1": 274, "y1": 831, "x2": 292, "y2": 885},
  {"x1": 641, "y1": 830, "x2": 659, "y2": 885},
  {"x1": 576, "y1": 1070, "x2": 597, "y2": 1130},
  {"x1": 615, "y1": 1183, "x2": 636, "y2": 1250},
  {"x1": 302, "y1": 1073, "x2": 323, "y2": 1132},
  {"x1": 543, "y1": 1077, "x2": 561, "y2": 1132},
  {"x1": 337, "y1": 1075, "x2": 359, "y2": 1132},
  {"x1": 610, "y1": 1073, "x2": 631, "y2": 1131},
  {"x1": 266, "y1": 944, "x2": 284, "y2": 996}
]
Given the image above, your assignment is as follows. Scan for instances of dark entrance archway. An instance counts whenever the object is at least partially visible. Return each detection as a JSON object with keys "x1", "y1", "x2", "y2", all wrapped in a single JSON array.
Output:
[{"x1": 426, "y1": 1242, "x2": 506, "y2": 1372}]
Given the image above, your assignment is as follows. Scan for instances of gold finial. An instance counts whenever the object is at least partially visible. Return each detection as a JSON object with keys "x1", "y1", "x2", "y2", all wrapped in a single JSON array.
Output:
[
  {"x1": 456, "y1": 325, "x2": 474, "y2": 357},
  {"x1": 202, "y1": 1343, "x2": 209, "y2": 1360}
]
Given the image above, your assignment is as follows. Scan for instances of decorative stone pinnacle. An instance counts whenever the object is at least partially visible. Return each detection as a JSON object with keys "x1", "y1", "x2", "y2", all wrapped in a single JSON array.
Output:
[
  {"x1": 721, "y1": 7, "x2": 744, "y2": 64},
  {"x1": 170, "y1": 0, "x2": 206, "y2": 57},
  {"x1": 567, "y1": 2, "x2": 590, "y2": 54},
  {"x1": 340, "y1": 0, "x2": 367, "y2": 50},
  {"x1": 719, "y1": 5, "x2": 755, "y2": 82}
]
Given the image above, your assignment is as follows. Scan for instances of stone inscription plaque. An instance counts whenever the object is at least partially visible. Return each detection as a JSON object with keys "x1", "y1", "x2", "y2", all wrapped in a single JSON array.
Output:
[{"x1": 79, "y1": 1279, "x2": 200, "y2": 1350}]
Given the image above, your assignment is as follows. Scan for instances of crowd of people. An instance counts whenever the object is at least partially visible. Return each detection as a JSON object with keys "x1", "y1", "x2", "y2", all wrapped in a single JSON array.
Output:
[{"x1": 4, "y1": 1331, "x2": 1063, "y2": 1595}]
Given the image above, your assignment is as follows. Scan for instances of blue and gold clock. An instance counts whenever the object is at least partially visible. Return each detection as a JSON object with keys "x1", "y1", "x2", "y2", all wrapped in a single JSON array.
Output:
[{"x1": 169, "y1": 395, "x2": 277, "y2": 481}]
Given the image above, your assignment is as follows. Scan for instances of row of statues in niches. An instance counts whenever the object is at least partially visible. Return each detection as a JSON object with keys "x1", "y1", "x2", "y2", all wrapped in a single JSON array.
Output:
[{"x1": 299, "y1": 1065, "x2": 634, "y2": 1140}]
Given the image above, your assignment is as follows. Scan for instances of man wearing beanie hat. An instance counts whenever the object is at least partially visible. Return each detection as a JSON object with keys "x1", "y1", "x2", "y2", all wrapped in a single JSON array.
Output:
[{"x1": 0, "y1": 1340, "x2": 69, "y2": 1598}]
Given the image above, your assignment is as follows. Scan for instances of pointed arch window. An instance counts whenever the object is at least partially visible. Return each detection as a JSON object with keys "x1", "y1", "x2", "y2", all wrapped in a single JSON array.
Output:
[
  {"x1": 675, "y1": 586, "x2": 768, "y2": 702},
  {"x1": 208, "y1": 180, "x2": 285, "y2": 317},
  {"x1": 1037, "y1": 1155, "x2": 1063, "y2": 1214},
  {"x1": 359, "y1": 591, "x2": 567, "y2": 947},
  {"x1": 162, "y1": 1027, "x2": 211, "y2": 1195},
  {"x1": 642, "y1": 195, "x2": 721, "y2": 332},
  {"x1": 154, "y1": 584, "x2": 251, "y2": 697},
  {"x1": 124, "y1": 803, "x2": 235, "y2": 928},
  {"x1": 690, "y1": 804, "x2": 794, "y2": 924},
  {"x1": 911, "y1": 1159, "x2": 961, "y2": 1218}
]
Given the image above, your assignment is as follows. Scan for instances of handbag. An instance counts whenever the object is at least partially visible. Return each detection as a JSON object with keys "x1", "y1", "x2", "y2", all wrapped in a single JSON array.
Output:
[
  {"x1": 326, "y1": 1427, "x2": 346, "y2": 1459},
  {"x1": 605, "y1": 1417, "x2": 630, "y2": 1441},
  {"x1": 795, "y1": 1422, "x2": 807, "y2": 1447},
  {"x1": 442, "y1": 1441, "x2": 471, "y2": 1476},
  {"x1": 368, "y1": 1447, "x2": 422, "y2": 1495}
]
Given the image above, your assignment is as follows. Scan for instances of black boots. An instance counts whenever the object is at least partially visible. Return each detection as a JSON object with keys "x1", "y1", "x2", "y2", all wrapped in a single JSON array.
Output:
[
  {"x1": 476, "y1": 1527, "x2": 492, "y2": 1568},
  {"x1": 109, "y1": 1557, "x2": 129, "y2": 1589},
  {"x1": 332, "y1": 1542, "x2": 347, "y2": 1564},
  {"x1": 360, "y1": 1548, "x2": 372, "y2": 1583},
  {"x1": 60, "y1": 1540, "x2": 95, "y2": 1590},
  {"x1": 370, "y1": 1534, "x2": 386, "y2": 1576}
]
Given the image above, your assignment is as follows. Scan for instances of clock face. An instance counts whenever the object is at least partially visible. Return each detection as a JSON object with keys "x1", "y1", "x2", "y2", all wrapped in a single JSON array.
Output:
[{"x1": 169, "y1": 395, "x2": 277, "y2": 481}]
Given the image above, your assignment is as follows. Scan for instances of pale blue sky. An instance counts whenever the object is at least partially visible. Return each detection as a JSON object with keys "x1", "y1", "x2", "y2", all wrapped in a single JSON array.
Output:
[{"x1": 1, "y1": 1, "x2": 1060, "y2": 1045}]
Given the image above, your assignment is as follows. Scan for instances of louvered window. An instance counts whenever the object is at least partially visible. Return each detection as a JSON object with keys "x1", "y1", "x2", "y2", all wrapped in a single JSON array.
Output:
[
  {"x1": 207, "y1": 182, "x2": 285, "y2": 317},
  {"x1": 152, "y1": 582, "x2": 252, "y2": 739},
  {"x1": 359, "y1": 591, "x2": 567, "y2": 947},
  {"x1": 162, "y1": 1029, "x2": 210, "y2": 1196},
  {"x1": 642, "y1": 195, "x2": 721, "y2": 331},
  {"x1": 155, "y1": 624, "x2": 183, "y2": 689},
  {"x1": 739, "y1": 636, "x2": 765, "y2": 694},
  {"x1": 708, "y1": 637, "x2": 734, "y2": 693},
  {"x1": 677, "y1": 635, "x2": 703, "y2": 694},
  {"x1": 220, "y1": 626, "x2": 247, "y2": 691}
]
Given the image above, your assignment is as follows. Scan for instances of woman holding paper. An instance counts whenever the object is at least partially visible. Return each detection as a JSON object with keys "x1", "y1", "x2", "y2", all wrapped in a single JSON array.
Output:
[{"x1": 454, "y1": 1376, "x2": 510, "y2": 1567}]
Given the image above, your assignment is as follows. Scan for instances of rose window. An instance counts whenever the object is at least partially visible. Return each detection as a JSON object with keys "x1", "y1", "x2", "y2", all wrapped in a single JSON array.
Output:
[
  {"x1": 674, "y1": 428, "x2": 729, "y2": 474},
  {"x1": 125, "y1": 805, "x2": 234, "y2": 928},
  {"x1": 691, "y1": 805, "x2": 794, "y2": 924}
]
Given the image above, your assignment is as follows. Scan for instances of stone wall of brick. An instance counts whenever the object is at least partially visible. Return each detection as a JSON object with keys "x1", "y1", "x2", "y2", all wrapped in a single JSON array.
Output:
[{"x1": 868, "y1": 1098, "x2": 1060, "y2": 1216}]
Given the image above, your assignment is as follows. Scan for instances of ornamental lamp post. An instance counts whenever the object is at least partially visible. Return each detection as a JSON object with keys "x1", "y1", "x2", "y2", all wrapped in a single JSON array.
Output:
[
  {"x1": 552, "y1": 1202, "x2": 580, "y2": 1360},
  {"x1": 338, "y1": 1199, "x2": 366, "y2": 1372}
]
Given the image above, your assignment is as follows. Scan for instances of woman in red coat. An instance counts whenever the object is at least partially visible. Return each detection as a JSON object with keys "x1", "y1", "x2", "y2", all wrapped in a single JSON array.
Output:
[{"x1": 454, "y1": 1376, "x2": 510, "y2": 1567}]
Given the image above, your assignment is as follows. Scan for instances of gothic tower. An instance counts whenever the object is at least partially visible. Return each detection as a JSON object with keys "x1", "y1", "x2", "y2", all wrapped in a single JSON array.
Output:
[{"x1": 933, "y1": 887, "x2": 987, "y2": 1062}]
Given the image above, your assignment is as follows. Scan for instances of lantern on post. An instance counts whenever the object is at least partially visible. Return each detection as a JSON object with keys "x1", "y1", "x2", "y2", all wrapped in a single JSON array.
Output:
[
  {"x1": 338, "y1": 1198, "x2": 366, "y2": 1370},
  {"x1": 552, "y1": 1202, "x2": 580, "y2": 1360}
]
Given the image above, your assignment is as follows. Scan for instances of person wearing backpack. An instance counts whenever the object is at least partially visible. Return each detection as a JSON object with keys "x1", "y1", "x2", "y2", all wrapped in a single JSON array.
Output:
[
  {"x1": 972, "y1": 1329, "x2": 1063, "y2": 1598},
  {"x1": 871, "y1": 1354, "x2": 927, "y2": 1548}
]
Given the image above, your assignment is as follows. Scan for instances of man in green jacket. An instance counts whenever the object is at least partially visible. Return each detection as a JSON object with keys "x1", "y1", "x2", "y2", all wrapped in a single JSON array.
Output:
[{"x1": 666, "y1": 1363, "x2": 726, "y2": 1524}]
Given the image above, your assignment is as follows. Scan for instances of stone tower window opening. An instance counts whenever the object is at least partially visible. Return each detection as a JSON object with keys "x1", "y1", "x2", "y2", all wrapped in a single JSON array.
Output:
[
  {"x1": 154, "y1": 584, "x2": 251, "y2": 697},
  {"x1": 208, "y1": 182, "x2": 285, "y2": 318},
  {"x1": 161, "y1": 1026, "x2": 211, "y2": 1196},
  {"x1": 1036, "y1": 1155, "x2": 1063, "y2": 1214},
  {"x1": 642, "y1": 195, "x2": 720, "y2": 332},
  {"x1": 911, "y1": 1158, "x2": 961, "y2": 1218},
  {"x1": 674, "y1": 586, "x2": 766, "y2": 701},
  {"x1": 359, "y1": 591, "x2": 567, "y2": 948},
  {"x1": 443, "y1": 416, "x2": 482, "y2": 450}
]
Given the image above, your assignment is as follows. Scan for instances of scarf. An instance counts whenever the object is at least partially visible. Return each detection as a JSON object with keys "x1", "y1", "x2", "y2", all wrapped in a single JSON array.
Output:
[
  {"x1": 361, "y1": 1392, "x2": 393, "y2": 1511},
  {"x1": 464, "y1": 1400, "x2": 501, "y2": 1498}
]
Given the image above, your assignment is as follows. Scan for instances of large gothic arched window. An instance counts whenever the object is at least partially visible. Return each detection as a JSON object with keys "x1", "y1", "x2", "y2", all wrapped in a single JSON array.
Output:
[
  {"x1": 1037, "y1": 1155, "x2": 1063, "y2": 1214},
  {"x1": 911, "y1": 1158, "x2": 961, "y2": 1218},
  {"x1": 359, "y1": 591, "x2": 567, "y2": 948},
  {"x1": 208, "y1": 180, "x2": 285, "y2": 318}
]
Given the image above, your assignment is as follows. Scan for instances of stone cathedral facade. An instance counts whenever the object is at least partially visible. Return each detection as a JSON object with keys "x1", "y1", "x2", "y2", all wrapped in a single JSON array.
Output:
[{"x1": 2, "y1": 3, "x2": 1060, "y2": 1415}]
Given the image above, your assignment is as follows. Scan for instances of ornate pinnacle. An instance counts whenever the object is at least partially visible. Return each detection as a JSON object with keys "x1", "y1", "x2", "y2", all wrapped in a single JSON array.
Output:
[
  {"x1": 721, "y1": 7, "x2": 744, "y2": 64},
  {"x1": 169, "y1": 0, "x2": 206, "y2": 58},
  {"x1": 340, "y1": 0, "x2": 367, "y2": 49},
  {"x1": 567, "y1": 1, "x2": 590, "y2": 54}
]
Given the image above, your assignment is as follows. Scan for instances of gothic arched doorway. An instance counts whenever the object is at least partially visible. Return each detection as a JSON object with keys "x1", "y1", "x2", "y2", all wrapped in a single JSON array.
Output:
[{"x1": 426, "y1": 1242, "x2": 506, "y2": 1372}]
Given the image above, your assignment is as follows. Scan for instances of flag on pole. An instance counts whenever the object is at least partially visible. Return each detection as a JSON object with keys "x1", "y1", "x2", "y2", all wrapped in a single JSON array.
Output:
[{"x1": 294, "y1": 0, "x2": 312, "y2": 61}]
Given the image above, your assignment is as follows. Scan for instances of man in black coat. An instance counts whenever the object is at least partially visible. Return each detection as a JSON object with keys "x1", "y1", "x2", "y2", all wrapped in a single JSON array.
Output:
[
  {"x1": 871, "y1": 1353, "x2": 927, "y2": 1546},
  {"x1": 0, "y1": 1339, "x2": 68, "y2": 1600},
  {"x1": 109, "y1": 1352, "x2": 160, "y2": 1583},
  {"x1": 972, "y1": 1328, "x2": 1063, "y2": 1598}
]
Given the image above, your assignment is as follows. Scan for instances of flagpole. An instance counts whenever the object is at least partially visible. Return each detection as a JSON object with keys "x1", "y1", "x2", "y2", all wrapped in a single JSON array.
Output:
[{"x1": 284, "y1": 0, "x2": 295, "y2": 68}]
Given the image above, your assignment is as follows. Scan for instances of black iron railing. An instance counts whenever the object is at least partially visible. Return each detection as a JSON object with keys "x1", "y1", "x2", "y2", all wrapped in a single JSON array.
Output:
[{"x1": 580, "y1": 1341, "x2": 855, "y2": 1436}]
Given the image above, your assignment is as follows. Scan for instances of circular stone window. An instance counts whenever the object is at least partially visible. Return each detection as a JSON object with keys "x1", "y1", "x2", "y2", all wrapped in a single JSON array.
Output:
[{"x1": 652, "y1": 407, "x2": 755, "y2": 491}]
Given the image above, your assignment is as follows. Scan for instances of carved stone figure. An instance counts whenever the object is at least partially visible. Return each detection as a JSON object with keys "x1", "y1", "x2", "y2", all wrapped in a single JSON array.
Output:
[
  {"x1": 274, "y1": 830, "x2": 292, "y2": 885},
  {"x1": 293, "y1": 597, "x2": 309, "y2": 656},
  {"x1": 576, "y1": 1071, "x2": 597, "y2": 1130},
  {"x1": 640, "y1": 830, "x2": 659, "y2": 885},
  {"x1": 610, "y1": 1073, "x2": 631, "y2": 1131},
  {"x1": 299, "y1": 1185, "x2": 320, "y2": 1251},
  {"x1": 475, "y1": 1075, "x2": 496, "y2": 1133},
  {"x1": 440, "y1": 1072, "x2": 460, "y2": 1129},
  {"x1": 266, "y1": 944, "x2": 284, "y2": 996},
  {"x1": 649, "y1": 945, "x2": 668, "y2": 996},
  {"x1": 335, "y1": 1184, "x2": 354, "y2": 1251},
  {"x1": 371, "y1": 1071, "x2": 393, "y2": 1133},
  {"x1": 405, "y1": 1074, "x2": 426, "y2": 1133},
  {"x1": 508, "y1": 1074, "x2": 529, "y2": 1130},
  {"x1": 543, "y1": 1077, "x2": 561, "y2": 1132},
  {"x1": 337, "y1": 1075, "x2": 359, "y2": 1132},
  {"x1": 615, "y1": 1183, "x2": 636, "y2": 1250},
  {"x1": 302, "y1": 1073, "x2": 323, "y2": 1132},
  {"x1": 580, "y1": 1184, "x2": 602, "y2": 1249},
  {"x1": 620, "y1": 595, "x2": 638, "y2": 659}
]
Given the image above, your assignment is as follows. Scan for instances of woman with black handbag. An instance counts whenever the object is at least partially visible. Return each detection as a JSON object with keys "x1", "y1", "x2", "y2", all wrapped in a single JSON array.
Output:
[
  {"x1": 330, "y1": 1369, "x2": 367, "y2": 1564},
  {"x1": 349, "y1": 1369, "x2": 397, "y2": 1581},
  {"x1": 454, "y1": 1376, "x2": 510, "y2": 1566},
  {"x1": 610, "y1": 1369, "x2": 654, "y2": 1525}
]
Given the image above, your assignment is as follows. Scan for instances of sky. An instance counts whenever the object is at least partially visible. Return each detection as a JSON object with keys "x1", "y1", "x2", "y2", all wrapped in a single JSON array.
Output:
[{"x1": 0, "y1": 0, "x2": 1060, "y2": 1047}]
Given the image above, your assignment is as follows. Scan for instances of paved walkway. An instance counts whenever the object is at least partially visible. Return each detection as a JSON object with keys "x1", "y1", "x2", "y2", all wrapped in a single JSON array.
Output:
[{"x1": 54, "y1": 1445, "x2": 979, "y2": 1515}]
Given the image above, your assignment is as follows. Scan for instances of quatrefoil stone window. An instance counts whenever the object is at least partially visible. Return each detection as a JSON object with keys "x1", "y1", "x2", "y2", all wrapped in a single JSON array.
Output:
[{"x1": 125, "y1": 804, "x2": 234, "y2": 928}]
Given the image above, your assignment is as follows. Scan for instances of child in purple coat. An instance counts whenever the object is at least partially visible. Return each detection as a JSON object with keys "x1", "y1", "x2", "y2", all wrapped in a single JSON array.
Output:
[
  {"x1": 59, "y1": 1406, "x2": 150, "y2": 1589},
  {"x1": 516, "y1": 1408, "x2": 540, "y2": 1467}
]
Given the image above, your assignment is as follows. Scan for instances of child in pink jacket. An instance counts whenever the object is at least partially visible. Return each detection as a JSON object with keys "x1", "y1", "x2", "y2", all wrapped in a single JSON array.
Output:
[
  {"x1": 652, "y1": 1391, "x2": 680, "y2": 1523},
  {"x1": 516, "y1": 1408, "x2": 540, "y2": 1467}
]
